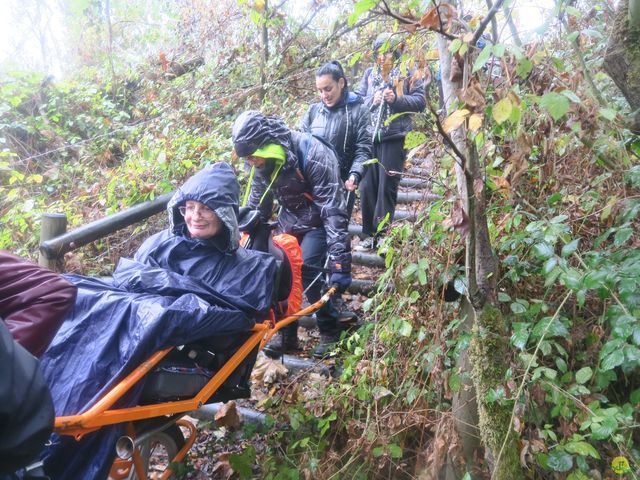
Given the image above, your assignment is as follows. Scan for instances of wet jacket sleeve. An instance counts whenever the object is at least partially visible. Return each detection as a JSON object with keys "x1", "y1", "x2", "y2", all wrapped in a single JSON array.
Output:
[
  {"x1": 355, "y1": 68, "x2": 374, "y2": 108},
  {"x1": 299, "y1": 105, "x2": 314, "y2": 132},
  {"x1": 304, "y1": 144, "x2": 351, "y2": 272},
  {"x1": 390, "y1": 69, "x2": 426, "y2": 114},
  {"x1": 246, "y1": 167, "x2": 275, "y2": 222},
  {"x1": 350, "y1": 104, "x2": 373, "y2": 181},
  {"x1": 0, "y1": 251, "x2": 77, "y2": 357},
  {"x1": 0, "y1": 322, "x2": 54, "y2": 474}
]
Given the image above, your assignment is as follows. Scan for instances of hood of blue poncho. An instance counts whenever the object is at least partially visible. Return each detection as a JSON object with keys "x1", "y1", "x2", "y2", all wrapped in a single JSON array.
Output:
[{"x1": 167, "y1": 162, "x2": 241, "y2": 251}]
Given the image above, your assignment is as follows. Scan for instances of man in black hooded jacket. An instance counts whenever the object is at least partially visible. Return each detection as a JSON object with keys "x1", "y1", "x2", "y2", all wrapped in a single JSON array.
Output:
[{"x1": 232, "y1": 110, "x2": 351, "y2": 358}]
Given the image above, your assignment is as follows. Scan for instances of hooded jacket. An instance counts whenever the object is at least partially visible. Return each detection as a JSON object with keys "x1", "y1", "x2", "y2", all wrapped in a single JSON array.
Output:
[
  {"x1": 355, "y1": 64, "x2": 426, "y2": 142},
  {"x1": 40, "y1": 163, "x2": 277, "y2": 479},
  {"x1": 232, "y1": 111, "x2": 351, "y2": 273},
  {"x1": 300, "y1": 91, "x2": 373, "y2": 182}
]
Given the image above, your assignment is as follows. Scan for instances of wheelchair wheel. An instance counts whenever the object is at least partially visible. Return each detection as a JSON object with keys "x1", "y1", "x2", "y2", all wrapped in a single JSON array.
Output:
[{"x1": 127, "y1": 418, "x2": 186, "y2": 480}]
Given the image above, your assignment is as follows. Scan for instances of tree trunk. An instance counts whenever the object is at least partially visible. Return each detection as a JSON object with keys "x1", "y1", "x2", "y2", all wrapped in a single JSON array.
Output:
[
  {"x1": 603, "y1": 0, "x2": 640, "y2": 132},
  {"x1": 468, "y1": 305, "x2": 523, "y2": 479},
  {"x1": 259, "y1": 0, "x2": 270, "y2": 102},
  {"x1": 436, "y1": 14, "x2": 522, "y2": 479},
  {"x1": 436, "y1": 30, "x2": 480, "y2": 479}
]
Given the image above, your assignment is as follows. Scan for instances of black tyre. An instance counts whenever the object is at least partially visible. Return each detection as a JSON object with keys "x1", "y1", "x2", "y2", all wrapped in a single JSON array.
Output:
[{"x1": 127, "y1": 417, "x2": 186, "y2": 480}]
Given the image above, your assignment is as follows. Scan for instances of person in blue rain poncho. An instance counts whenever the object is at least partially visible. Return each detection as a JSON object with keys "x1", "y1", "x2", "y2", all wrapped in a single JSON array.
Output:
[{"x1": 39, "y1": 162, "x2": 277, "y2": 480}]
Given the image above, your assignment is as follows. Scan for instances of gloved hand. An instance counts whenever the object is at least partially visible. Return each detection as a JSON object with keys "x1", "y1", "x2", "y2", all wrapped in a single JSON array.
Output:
[
  {"x1": 345, "y1": 173, "x2": 360, "y2": 191},
  {"x1": 330, "y1": 271, "x2": 352, "y2": 293}
]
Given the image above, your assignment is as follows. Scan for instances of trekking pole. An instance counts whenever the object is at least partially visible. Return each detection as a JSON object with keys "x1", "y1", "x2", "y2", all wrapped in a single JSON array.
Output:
[
  {"x1": 303, "y1": 256, "x2": 331, "y2": 296},
  {"x1": 372, "y1": 97, "x2": 386, "y2": 142}
]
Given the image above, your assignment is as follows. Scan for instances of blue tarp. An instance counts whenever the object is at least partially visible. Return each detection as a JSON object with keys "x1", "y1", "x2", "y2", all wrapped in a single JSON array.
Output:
[{"x1": 39, "y1": 164, "x2": 277, "y2": 479}]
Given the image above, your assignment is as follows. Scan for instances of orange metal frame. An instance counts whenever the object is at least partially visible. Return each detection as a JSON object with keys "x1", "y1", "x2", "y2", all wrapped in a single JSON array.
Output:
[{"x1": 53, "y1": 288, "x2": 334, "y2": 440}]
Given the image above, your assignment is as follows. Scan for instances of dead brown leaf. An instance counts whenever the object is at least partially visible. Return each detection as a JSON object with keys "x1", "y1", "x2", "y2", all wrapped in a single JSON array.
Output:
[
  {"x1": 419, "y1": 4, "x2": 458, "y2": 31},
  {"x1": 458, "y1": 78, "x2": 486, "y2": 108},
  {"x1": 251, "y1": 355, "x2": 288, "y2": 385},
  {"x1": 211, "y1": 452, "x2": 234, "y2": 480},
  {"x1": 442, "y1": 199, "x2": 469, "y2": 238},
  {"x1": 214, "y1": 401, "x2": 241, "y2": 429}
]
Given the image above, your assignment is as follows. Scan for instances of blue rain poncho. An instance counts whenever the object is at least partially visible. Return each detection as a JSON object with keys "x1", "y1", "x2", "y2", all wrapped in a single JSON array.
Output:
[{"x1": 40, "y1": 163, "x2": 277, "y2": 479}]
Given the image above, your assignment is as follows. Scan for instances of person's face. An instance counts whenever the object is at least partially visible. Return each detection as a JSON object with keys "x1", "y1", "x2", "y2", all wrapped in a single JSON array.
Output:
[
  {"x1": 181, "y1": 200, "x2": 223, "y2": 239},
  {"x1": 316, "y1": 74, "x2": 345, "y2": 108},
  {"x1": 247, "y1": 155, "x2": 276, "y2": 176}
]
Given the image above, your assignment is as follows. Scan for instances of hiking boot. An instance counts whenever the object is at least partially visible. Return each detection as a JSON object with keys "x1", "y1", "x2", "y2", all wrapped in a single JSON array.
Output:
[
  {"x1": 353, "y1": 236, "x2": 376, "y2": 252},
  {"x1": 333, "y1": 297, "x2": 358, "y2": 324},
  {"x1": 312, "y1": 332, "x2": 341, "y2": 358},
  {"x1": 264, "y1": 330, "x2": 299, "y2": 358}
]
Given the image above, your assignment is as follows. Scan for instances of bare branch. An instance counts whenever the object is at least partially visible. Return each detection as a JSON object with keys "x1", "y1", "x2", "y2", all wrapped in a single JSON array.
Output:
[{"x1": 471, "y1": 0, "x2": 506, "y2": 46}]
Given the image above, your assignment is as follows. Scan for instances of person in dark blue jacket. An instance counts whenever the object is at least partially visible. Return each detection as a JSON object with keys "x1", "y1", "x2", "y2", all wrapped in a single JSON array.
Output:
[
  {"x1": 355, "y1": 33, "x2": 426, "y2": 251},
  {"x1": 300, "y1": 60, "x2": 373, "y2": 218},
  {"x1": 40, "y1": 162, "x2": 277, "y2": 480}
]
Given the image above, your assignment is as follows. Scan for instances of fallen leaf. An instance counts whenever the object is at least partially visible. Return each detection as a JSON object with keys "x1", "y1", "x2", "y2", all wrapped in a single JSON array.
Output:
[
  {"x1": 211, "y1": 453, "x2": 234, "y2": 480},
  {"x1": 251, "y1": 355, "x2": 288, "y2": 385},
  {"x1": 214, "y1": 401, "x2": 241, "y2": 429},
  {"x1": 492, "y1": 175, "x2": 511, "y2": 192}
]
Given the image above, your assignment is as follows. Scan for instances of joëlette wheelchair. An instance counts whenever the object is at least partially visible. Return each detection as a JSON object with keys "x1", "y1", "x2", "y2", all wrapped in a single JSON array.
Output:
[{"x1": 53, "y1": 209, "x2": 334, "y2": 479}]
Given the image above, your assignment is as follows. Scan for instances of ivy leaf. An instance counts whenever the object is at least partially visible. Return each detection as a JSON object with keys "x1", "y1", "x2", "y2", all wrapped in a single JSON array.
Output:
[
  {"x1": 492, "y1": 97, "x2": 513, "y2": 124},
  {"x1": 575, "y1": 367, "x2": 593, "y2": 384},
  {"x1": 546, "y1": 449, "x2": 573, "y2": 472},
  {"x1": 539, "y1": 92, "x2": 570, "y2": 121},
  {"x1": 372, "y1": 446, "x2": 385, "y2": 457},
  {"x1": 511, "y1": 322, "x2": 530, "y2": 350},
  {"x1": 493, "y1": 43, "x2": 506, "y2": 57},
  {"x1": 564, "y1": 440, "x2": 600, "y2": 459},
  {"x1": 510, "y1": 302, "x2": 527, "y2": 314},
  {"x1": 508, "y1": 44, "x2": 524, "y2": 60},
  {"x1": 498, "y1": 292, "x2": 511, "y2": 302}
]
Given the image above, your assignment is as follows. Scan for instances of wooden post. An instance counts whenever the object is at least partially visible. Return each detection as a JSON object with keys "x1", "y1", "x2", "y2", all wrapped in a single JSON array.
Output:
[{"x1": 39, "y1": 213, "x2": 67, "y2": 271}]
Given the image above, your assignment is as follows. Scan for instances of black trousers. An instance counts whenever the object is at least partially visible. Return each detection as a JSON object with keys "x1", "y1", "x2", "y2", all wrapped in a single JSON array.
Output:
[
  {"x1": 359, "y1": 138, "x2": 406, "y2": 237},
  {"x1": 283, "y1": 228, "x2": 341, "y2": 337}
]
